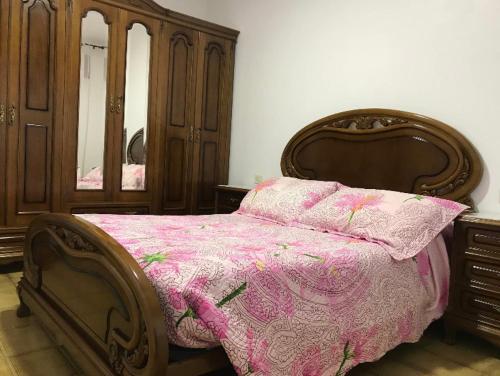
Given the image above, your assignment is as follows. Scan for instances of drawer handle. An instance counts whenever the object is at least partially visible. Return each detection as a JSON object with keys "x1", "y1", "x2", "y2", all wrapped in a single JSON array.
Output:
[
  {"x1": 472, "y1": 265, "x2": 500, "y2": 278},
  {"x1": 8, "y1": 105, "x2": 16, "y2": 126},
  {"x1": 473, "y1": 298, "x2": 500, "y2": 313},
  {"x1": 0, "y1": 104, "x2": 5, "y2": 125},
  {"x1": 473, "y1": 233, "x2": 500, "y2": 246},
  {"x1": 115, "y1": 96, "x2": 123, "y2": 114},
  {"x1": 228, "y1": 197, "x2": 240, "y2": 204}
]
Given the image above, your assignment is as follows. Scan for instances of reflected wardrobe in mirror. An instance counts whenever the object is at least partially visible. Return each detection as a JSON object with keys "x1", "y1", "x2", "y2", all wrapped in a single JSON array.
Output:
[
  {"x1": 76, "y1": 11, "x2": 108, "y2": 190},
  {"x1": 121, "y1": 23, "x2": 150, "y2": 191}
]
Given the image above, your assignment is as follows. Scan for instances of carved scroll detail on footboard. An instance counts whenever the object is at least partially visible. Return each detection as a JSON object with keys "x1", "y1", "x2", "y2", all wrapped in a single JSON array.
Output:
[{"x1": 20, "y1": 214, "x2": 170, "y2": 375}]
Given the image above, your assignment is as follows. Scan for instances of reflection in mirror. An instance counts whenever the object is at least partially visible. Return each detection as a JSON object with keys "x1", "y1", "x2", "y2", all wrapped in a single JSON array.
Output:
[
  {"x1": 122, "y1": 23, "x2": 150, "y2": 191},
  {"x1": 76, "y1": 11, "x2": 108, "y2": 190}
]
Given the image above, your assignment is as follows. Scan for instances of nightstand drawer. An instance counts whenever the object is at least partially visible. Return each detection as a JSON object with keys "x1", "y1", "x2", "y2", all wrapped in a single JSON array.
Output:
[
  {"x1": 215, "y1": 186, "x2": 250, "y2": 214},
  {"x1": 446, "y1": 214, "x2": 500, "y2": 346},
  {"x1": 466, "y1": 227, "x2": 500, "y2": 259},
  {"x1": 465, "y1": 260, "x2": 500, "y2": 288},
  {"x1": 219, "y1": 193, "x2": 246, "y2": 208},
  {"x1": 461, "y1": 291, "x2": 500, "y2": 322}
]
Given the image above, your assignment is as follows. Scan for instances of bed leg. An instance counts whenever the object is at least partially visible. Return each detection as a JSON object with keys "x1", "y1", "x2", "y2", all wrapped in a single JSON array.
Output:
[
  {"x1": 443, "y1": 319, "x2": 456, "y2": 345},
  {"x1": 16, "y1": 283, "x2": 31, "y2": 318}
]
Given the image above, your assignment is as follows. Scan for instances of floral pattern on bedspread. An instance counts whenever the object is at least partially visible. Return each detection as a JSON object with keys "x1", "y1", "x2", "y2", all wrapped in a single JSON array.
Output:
[{"x1": 78, "y1": 213, "x2": 449, "y2": 376}]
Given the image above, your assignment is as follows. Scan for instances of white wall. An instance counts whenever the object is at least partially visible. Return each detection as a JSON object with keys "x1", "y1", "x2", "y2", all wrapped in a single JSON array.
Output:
[
  {"x1": 124, "y1": 24, "x2": 151, "y2": 151},
  {"x1": 78, "y1": 12, "x2": 108, "y2": 178},
  {"x1": 204, "y1": 0, "x2": 500, "y2": 213},
  {"x1": 156, "y1": 0, "x2": 209, "y2": 19}
]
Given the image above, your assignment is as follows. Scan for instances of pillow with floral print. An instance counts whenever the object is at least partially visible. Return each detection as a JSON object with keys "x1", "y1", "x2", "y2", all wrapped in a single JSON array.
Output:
[
  {"x1": 236, "y1": 177, "x2": 342, "y2": 224},
  {"x1": 293, "y1": 187, "x2": 468, "y2": 260}
]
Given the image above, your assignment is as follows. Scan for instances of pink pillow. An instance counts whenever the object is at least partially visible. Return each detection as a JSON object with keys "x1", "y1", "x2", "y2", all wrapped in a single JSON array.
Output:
[
  {"x1": 236, "y1": 177, "x2": 342, "y2": 224},
  {"x1": 294, "y1": 187, "x2": 468, "y2": 260}
]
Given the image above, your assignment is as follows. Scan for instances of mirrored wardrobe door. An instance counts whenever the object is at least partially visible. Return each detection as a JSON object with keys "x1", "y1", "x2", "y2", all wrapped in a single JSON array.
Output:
[
  {"x1": 113, "y1": 11, "x2": 161, "y2": 199},
  {"x1": 76, "y1": 11, "x2": 110, "y2": 191},
  {"x1": 62, "y1": 0, "x2": 118, "y2": 203}
]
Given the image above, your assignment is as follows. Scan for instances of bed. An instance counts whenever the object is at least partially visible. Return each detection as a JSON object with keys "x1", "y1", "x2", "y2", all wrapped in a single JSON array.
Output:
[{"x1": 17, "y1": 109, "x2": 482, "y2": 375}]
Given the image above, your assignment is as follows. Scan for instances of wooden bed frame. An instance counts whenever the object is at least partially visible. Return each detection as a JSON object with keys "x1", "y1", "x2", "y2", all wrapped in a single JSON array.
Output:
[
  {"x1": 126, "y1": 128, "x2": 146, "y2": 165},
  {"x1": 17, "y1": 109, "x2": 483, "y2": 375}
]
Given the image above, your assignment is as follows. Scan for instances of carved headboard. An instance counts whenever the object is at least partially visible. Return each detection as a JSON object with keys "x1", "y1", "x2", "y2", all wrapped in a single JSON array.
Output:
[
  {"x1": 281, "y1": 109, "x2": 482, "y2": 207},
  {"x1": 127, "y1": 128, "x2": 146, "y2": 164}
]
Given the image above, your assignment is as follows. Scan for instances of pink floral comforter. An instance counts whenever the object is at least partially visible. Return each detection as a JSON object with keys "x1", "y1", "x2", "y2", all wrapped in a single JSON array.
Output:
[{"x1": 79, "y1": 213, "x2": 449, "y2": 376}]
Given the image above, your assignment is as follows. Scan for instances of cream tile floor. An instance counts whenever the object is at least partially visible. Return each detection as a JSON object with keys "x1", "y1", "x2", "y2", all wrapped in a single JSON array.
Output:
[
  {"x1": 0, "y1": 270, "x2": 79, "y2": 376},
  {"x1": 0, "y1": 268, "x2": 498, "y2": 376}
]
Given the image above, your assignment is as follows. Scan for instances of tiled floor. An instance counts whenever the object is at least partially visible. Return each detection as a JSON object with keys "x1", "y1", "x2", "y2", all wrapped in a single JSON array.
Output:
[
  {"x1": 0, "y1": 269, "x2": 79, "y2": 375},
  {"x1": 0, "y1": 267, "x2": 498, "y2": 375}
]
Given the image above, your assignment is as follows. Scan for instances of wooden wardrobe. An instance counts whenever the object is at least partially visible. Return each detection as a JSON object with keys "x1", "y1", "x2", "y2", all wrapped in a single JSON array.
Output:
[{"x1": 0, "y1": 0, "x2": 238, "y2": 264}]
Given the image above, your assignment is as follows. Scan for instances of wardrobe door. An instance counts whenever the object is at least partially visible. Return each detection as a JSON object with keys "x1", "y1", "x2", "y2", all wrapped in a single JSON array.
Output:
[
  {"x1": 160, "y1": 24, "x2": 198, "y2": 214},
  {"x1": 5, "y1": 0, "x2": 64, "y2": 226},
  {"x1": 62, "y1": 0, "x2": 118, "y2": 207},
  {"x1": 112, "y1": 10, "x2": 161, "y2": 205},
  {"x1": 191, "y1": 34, "x2": 235, "y2": 214},
  {"x1": 0, "y1": 0, "x2": 9, "y2": 225}
]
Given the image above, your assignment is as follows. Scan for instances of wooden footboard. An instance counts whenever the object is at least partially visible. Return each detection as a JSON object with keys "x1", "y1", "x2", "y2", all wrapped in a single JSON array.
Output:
[
  {"x1": 17, "y1": 214, "x2": 230, "y2": 375},
  {"x1": 18, "y1": 213, "x2": 170, "y2": 375}
]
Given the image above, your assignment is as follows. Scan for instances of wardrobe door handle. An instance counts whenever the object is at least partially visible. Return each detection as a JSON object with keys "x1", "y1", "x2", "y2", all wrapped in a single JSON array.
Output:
[
  {"x1": 0, "y1": 104, "x2": 5, "y2": 125},
  {"x1": 188, "y1": 126, "x2": 194, "y2": 143},
  {"x1": 228, "y1": 197, "x2": 240, "y2": 204},
  {"x1": 109, "y1": 96, "x2": 115, "y2": 113},
  {"x1": 115, "y1": 96, "x2": 123, "y2": 114},
  {"x1": 8, "y1": 105, "x2": 16, "y2": 126},
  {"x1": 194, "y1": 129, "x2": 201, "y2": 144}
]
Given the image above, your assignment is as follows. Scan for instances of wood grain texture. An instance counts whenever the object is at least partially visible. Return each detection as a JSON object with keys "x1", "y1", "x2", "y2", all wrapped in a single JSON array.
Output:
[
  {"x1": 17, "y1": 0, "x2": 55, "y2": 215},
  {"x1": 4, "y1": 0, "x2": 62, "y2": 229},
  {"x1": 165, "y1": 137, "x2": 187, "y2": 203},
  {"x1": 19, "y1": 213, "x2": 235, "y2": 375},
  {"x1": 170, "y1": 32, "x2": 191, "y2": 128},
  {"x1": 190, "y1": 33, "x2": 234, "y2": 215},
  {"x1": 23, "y1": 124, "x2": 48, "y2": 203},
  {"x1": 281, "y1": 109, "x2": 482, "y2": 208},
  {"x1": 160, "y1": 23, "x2": 197, "y2": 213},
  {"x1": 19, "y1": 109, "x2": 483, "y2": 375},
  {"x1": 445, "y1": 216, "x2": 500, "y2": 348},
  {"x1": 160, "y1": 27, "x2": 235, "y2": 215},
  {"x1": 26, "y1": 0, "x2": 51, "y2": 111},
  {"x1": 0, "y1": 0, "x2": 239, "y2": 262}
]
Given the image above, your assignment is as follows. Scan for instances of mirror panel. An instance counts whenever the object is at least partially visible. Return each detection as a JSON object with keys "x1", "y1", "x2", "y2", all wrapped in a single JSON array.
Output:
[
  {"x1": 121, "y1": 23, "x2": 150, "y2": 191},
  {"x1": 76, "y1": 11, "x2": 109, "y2": 190}
]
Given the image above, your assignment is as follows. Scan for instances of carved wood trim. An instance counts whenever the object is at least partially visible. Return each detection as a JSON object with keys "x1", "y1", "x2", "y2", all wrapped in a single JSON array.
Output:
[
  {"x1": 201, "y1": 42, "x2": 225, "y2": 133},
  {"x1": 281, "y1": 109, "x2": 483, "y2": 208},
  {"x1": 22, "y1": 214, "x2": 170, "y2": 375},
  {"x1": 125, "y1": 19, "x2": 153, "y2": 35},
  {"x1": 49, "y1": 225, "x2": 97, "y2": 251},
  {"x1": 170, "y1": 31, "x2": 193, "y2": 46},
  {"x1": 81, "y1": 7, "x2": 112, "y2": 24},
  {"x1": 22, "y1": 0, "x2": 58, "y2": 11},
  {"x1": 105, "y1": 0, "x2": 167, "y2": 15},
  {"x1": 168, "y1": 31, "x2": 193, "y2": 129}
]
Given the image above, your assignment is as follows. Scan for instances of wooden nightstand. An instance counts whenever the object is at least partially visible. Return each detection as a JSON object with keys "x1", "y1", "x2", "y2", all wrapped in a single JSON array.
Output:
[
  {"x1": 215, "y1": 185, "x2": 250, "y2": 214},
  {"x1": 444, "y1": 213, "x2": 500, "y2": 347}
]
